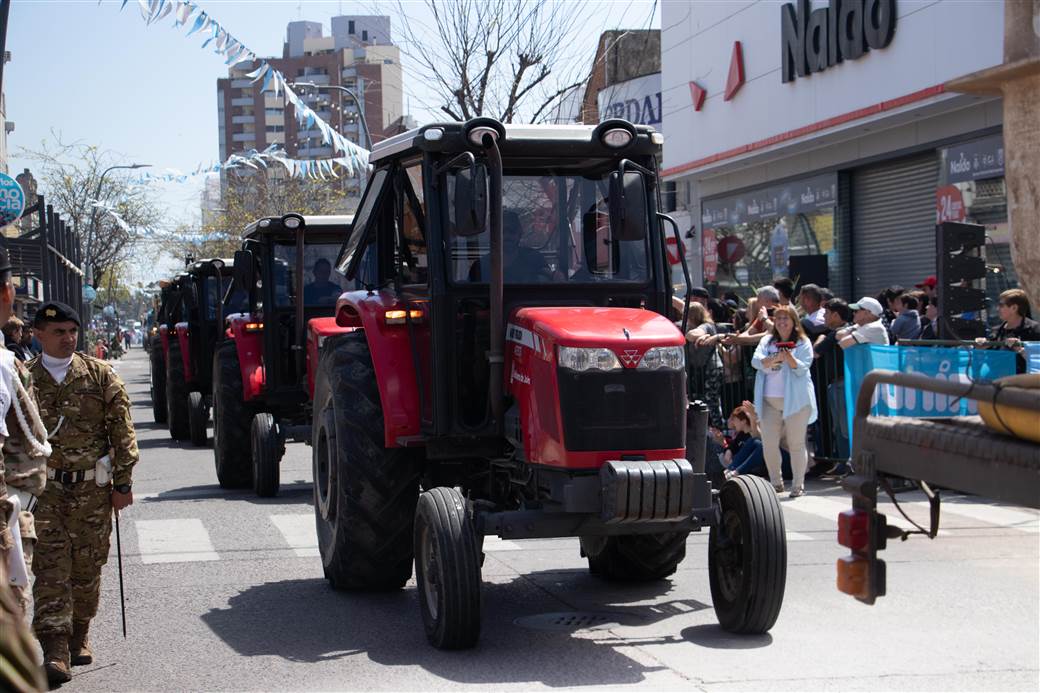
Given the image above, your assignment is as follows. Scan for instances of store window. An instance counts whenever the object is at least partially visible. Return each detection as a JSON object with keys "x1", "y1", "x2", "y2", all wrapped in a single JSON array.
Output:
[
  {"x1": 700, "y1": 174, "x2": 839, "y2": 298},
  {"x1": 937, "y1": 134, "x2": 1015, "y2": 325}
]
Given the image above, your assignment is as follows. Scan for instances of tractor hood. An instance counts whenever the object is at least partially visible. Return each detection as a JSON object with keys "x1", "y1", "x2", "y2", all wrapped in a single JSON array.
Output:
[{"x1": 508, "y1": 307, "x2": 684, "y2": 365}]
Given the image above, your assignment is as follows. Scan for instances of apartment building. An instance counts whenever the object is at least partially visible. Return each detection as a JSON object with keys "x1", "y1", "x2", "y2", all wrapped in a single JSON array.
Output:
[{"x1": 216, "y1": 15, "x2": 404, "y2": 194}]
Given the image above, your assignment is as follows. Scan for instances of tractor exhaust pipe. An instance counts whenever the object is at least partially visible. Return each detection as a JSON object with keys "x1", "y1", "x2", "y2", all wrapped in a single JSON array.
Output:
[{"x1": 484, "y1": 133, "x2": 505, "y2": 432}]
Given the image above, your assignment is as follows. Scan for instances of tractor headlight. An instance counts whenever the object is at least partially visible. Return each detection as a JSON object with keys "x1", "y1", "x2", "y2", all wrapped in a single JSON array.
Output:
[
  {"x1": 558, "y1": 346, "x2": 622, "y2": 372},
  {"x1": 638, "y1": 346, "x2": 685, "y2": 370}
]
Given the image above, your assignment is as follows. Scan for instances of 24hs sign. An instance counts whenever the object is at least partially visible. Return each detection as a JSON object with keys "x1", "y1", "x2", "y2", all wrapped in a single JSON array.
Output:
[{"x1": 781, "y1": 0, "x2": 897, "y2": 83}]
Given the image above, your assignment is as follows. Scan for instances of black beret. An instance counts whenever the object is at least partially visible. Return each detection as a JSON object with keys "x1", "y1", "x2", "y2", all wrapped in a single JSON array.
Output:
[
  {"x1": 34, "y1": 301, "x2": 81, "y2": 328},
  {"x1": 689, "y1": 287, "x2": 711, "y2": 299}
]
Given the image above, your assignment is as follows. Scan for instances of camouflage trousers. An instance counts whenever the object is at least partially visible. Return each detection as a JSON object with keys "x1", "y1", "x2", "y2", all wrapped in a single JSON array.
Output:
[
  {"x1": 32, "y1": 481, "x2": 112, "y2": 638},
  {"x1": 0, "y1": 556, "x2": 47, "y2": 693}
]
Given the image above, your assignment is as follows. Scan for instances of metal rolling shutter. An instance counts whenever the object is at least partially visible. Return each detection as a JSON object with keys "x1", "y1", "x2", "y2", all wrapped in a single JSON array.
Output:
[{"x1": 852, "y1": 152, "x2": 939, "y2": 297}]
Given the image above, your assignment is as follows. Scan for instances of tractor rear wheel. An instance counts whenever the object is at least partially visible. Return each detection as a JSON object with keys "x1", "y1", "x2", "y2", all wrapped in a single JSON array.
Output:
[
  {"x1": 580, "y1": 531, "x2": 689, "y2": 581},
  {"x1": 150, "y1": 347, "x2": 167, "y2": 424},
  {"x1": 212, "y1": 341, "x2": 252, "y2": 488},
  {"x1": 252, "y1": 412, "x2": 283, "y2": 498},
  {"x1": 709, "y1": 475, "x2": 786, "y2": 634},
  {"x1": 312, "y1": 331, "x2": 421, "y2": 590},
  {"x1": 415, "y1": 486, "x2": 482, "y2": 650},
  {"x1": 166, "y1": 342, "x2": 190, "y2": 441},
  {"x1": 188, "y1": 391, "x2": 209, "y2": 446}
]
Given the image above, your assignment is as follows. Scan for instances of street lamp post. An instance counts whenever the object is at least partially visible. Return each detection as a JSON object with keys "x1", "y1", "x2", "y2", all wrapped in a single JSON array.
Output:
[
  {"x1": 84, "y1": 163, "x2": 149, "y2": 343},
  {"x1": 289, "y1": 81, "x2": 373, "y2": 151}
]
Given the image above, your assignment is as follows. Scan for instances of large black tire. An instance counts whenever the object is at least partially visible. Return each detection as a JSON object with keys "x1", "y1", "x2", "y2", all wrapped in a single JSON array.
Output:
[
  {"x1": 188, "y1": 391, "x2": 209, "y2": 446},
  {"x1": 150, "y1": 347, "x2": 167, "y2": 424},
  {"x1": 709, "y1": 475, "x2": 787, "y2": 634},
  {"x1": 414, "y1": 487, "x2": 482, "y2": 650},
  {"x1": 252, "y1": 412, "x2": 283, "y2": 498},
  {"x1": 212, "y1": 341, "x2": 252, "y2": 488},
  {"x1": 580, "y1": 531, "x2": 689, "y2": 581},
  {"x1": 166, "y1": 342, "x2": 190, "y2": 440},
  {"x1": 312, "y1": 331, "x2": 422, "y2": 590}
]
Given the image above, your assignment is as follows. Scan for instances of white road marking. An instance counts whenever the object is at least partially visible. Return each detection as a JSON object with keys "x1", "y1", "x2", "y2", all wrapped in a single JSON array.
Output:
[
  {"x1": 907, "y1": 500, "x2": 1039, "y2": 534},
  {"x1": 786, "y1": 531, "x2": 815, "y2": 542},
  {"x1": 783, "y1": 495, "x2": 946, "y2": 535},
  {"x1": 270, "y1": 514, "x2": 320, "y2": 557},
  {"x1": 482, "y1": 536, "x2": 527, "y2": 552},
  {"x1": 134, "y1": 519, "x2": 219, "y2": 564}
]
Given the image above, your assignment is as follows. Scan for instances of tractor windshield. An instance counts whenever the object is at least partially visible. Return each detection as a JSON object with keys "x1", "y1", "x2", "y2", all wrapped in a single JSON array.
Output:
[
  {"x1": 448, "y1": 171, "x2": 650, "y2": 285},
  {"x1": 273, "y1": 243, "x2": 353, "y2": 307}
]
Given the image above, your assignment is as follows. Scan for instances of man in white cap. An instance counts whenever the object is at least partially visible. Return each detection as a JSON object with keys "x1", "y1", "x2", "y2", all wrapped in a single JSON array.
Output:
[{"x1": 837, "y1": 297, "x2": 890, "y2": 349}]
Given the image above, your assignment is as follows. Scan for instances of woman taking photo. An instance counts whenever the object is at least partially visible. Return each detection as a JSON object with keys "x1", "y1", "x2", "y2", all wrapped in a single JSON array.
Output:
[{"x1": 751, "y1": 305, "x2": 817, "y2": 497}]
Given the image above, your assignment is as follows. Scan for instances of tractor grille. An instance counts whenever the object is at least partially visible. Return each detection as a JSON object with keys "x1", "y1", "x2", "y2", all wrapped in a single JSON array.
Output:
[{"x1": 557, "y1": 368, "x2": 686, "y2": 452}]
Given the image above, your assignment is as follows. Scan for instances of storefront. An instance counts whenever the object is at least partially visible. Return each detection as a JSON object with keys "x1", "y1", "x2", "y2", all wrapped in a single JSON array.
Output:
[{"x1": 660, "y1": 0, "x2": 1012, "y2": 307}]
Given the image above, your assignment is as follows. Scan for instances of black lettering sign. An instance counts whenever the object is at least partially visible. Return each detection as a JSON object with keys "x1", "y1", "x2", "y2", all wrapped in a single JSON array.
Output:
[{"x1": 781, "y1": 0, "x2": 896, "y2": 82}]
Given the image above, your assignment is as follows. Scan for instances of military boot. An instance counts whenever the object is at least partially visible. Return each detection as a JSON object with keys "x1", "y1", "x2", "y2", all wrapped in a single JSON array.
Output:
[
  {"x1": 70, "y1": 620, "x2": 94, "y2": 666},
  {"x1": 39, "y1": 634, "x2": 72, "y2": 685}
]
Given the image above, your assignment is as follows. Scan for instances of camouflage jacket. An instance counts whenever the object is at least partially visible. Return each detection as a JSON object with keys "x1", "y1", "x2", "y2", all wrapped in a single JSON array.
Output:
[
  {"x1": 1, "y1": 357, "x2": 47, "y2": 498},
  {"x1": 28, "y1": 353, "x2": 139, "y2": 486}
]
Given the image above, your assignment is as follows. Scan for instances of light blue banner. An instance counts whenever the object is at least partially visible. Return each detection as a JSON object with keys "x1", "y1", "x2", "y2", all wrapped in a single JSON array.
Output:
[
  {"x1": 843, "y1": 344, "x2": 1017, "y2": 446},
  {"x1": 1025, "y1": 342, "x2": 1040, "y2": 374}
]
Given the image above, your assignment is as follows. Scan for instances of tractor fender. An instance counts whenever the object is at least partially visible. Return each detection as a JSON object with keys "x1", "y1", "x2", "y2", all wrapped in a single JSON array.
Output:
[
  {"x1": 229, "y1": 314, "x2": 265, "y2": 402},
  {"x1": 159, "y1": 325, "x2": 170, "y2": 360},
  {"x1": 334, "y1": 291, "x2": 421, "y2": 447},
  {"x1": 306, "y1": 317, "x2": 357, "y2": 400},
  {"x1": 175, "y1": 321, "x2": 194, "y2": 382}
]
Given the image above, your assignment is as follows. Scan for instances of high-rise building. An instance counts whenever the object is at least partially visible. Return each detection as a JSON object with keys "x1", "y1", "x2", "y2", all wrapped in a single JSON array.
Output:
[{"x1": 215, "y1": 15, "x2": 404, "y2": 198}]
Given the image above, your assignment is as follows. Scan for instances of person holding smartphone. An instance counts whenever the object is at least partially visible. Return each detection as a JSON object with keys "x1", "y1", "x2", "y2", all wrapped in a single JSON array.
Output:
[{"x1": 751, "y1": 305, "x2": 817, "y2": 497}]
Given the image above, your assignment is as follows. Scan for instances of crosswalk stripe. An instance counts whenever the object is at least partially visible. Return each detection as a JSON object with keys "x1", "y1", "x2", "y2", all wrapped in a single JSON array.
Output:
[
  {"x1": 270, "y1": 514, "x2": 321, "y2": 557},
  {"x1": 786, "y1": 531, "x2": 815, "y2": 542},
  {"x1": 482, "y1": 536, "x2": 527, "y2": 551},
  {"x1": 906, "y1": 500, "x2": 1039, "y2": 534},
  {"x1": 783, "y1": 495, "x2": 944, "y2": 535},
  {"x1": 134, "y1": 519, "x2": 219, "y2": 564}
]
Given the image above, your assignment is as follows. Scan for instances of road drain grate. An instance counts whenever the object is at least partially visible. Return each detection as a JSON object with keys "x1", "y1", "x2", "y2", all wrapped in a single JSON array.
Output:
[{"x1": 514, "y1": 611, "x2": 640, "y2": 632}]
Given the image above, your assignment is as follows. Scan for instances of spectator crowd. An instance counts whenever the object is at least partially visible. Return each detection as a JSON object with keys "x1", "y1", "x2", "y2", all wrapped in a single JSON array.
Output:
[{"x1": 674, "y1": 277, "x2": 1038, "y2": 498}]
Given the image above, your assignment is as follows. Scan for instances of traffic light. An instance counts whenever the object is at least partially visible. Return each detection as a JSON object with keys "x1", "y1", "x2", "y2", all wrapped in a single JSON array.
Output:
[{"x1": 936, "y1": 221, "x2": 987, "y2": 339}]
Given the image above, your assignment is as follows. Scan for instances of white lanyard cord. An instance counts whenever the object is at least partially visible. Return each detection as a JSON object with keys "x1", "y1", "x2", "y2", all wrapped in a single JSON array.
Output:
[{"x1": 10, "y1": 375, "x2": 54, "y2": 459}]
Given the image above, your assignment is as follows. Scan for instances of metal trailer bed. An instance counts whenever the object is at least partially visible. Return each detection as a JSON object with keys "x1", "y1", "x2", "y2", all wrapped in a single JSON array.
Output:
[{"x1": 840, "y1": 369, "x2": 1040, "y2": 603}]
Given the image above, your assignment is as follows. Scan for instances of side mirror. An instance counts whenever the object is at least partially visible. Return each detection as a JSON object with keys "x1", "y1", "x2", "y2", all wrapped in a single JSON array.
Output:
[
  {"x1": 232, "y1": 250, "x2": 254, "y2": 294},
  {"x1": 609, "y1": 170, "x2": 649, "y2": 242},
  {"x1": 453, "y1": 163, "x2": 488, "y2": 237}
]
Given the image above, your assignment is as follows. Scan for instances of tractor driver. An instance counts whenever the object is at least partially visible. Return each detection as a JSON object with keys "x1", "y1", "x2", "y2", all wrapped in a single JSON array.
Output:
[
  {"x1": 303, "y1": 258, "x2": 342, "y2": 305},
  {"x1": 468, "y1": 210, "x2": 551, "y2": 283}
]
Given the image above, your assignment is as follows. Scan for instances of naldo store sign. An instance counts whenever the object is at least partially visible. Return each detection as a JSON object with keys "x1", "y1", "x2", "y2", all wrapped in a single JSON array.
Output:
[
  {"x1": 0, "y1": 172, "x2": 26, "y2": 226},
  {"x1": 597, "y1": 73, "x2": 663, "y2": 126}
]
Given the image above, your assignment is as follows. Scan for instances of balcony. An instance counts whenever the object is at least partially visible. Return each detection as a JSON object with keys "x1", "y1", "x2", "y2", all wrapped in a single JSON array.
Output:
[
  {"x1": 231, "y1": 97, "x2": 254, "y2": 107},
  {"x1": 232, "y1": 132, "x2": 257, "y2": 143},
  {"x1": 231, "y1": 79, "x2": 252, "y2": 88},
  {"x1": 232, "y1": 115, "x2": 255, "y2": 125}
]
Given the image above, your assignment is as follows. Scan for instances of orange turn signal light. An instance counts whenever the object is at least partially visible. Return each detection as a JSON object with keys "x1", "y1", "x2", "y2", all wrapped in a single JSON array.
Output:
[
  {"x1": 384, "y1": 309, "x2": 424, "y2": 325},
  {"x1": 836, "y1": 554, "x2": 870, "y2": 599},
  {"x1": 244, "y1": 322, "x2": 264, "y2": 332}
]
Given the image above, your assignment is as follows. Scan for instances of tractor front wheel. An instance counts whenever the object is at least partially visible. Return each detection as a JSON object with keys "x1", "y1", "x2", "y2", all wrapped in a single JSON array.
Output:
[
  {"x1": 212, "y1": 342, "x2": 252, "y2": 488},
  {"x1": 252, "y1": 412, "x2": 283, "y2": 498},
  {"x1": 150, "y1": 347, "x2": 167, "y2": 424},
  {"x1": 415, "y1": 486, "x2": 482, "y2": 650},
  {"x1": 166, "y1": 342, "x2": 190, "y2": 441},
  {"x1": 709, "y1": 475, "x2": 787, "y2": 634},
  {"x1": 580, "y1": 532, "x2": 689, "y2": 581},
  {"x1": 312, "y1": 332, "x2": 422, "y2": 590},
  {"x1": 188, "y1": 391, "x2": 209, "y2": 446}
]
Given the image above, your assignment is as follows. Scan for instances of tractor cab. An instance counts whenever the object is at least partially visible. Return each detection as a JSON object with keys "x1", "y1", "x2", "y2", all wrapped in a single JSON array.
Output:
[
  {"x1": 314, "y1": 118, "x2": 787, "y2": 650},
  {"x1": 163, "y1": 258, "x2": 237, "y2": 445},
  {"x1": 212, "y1": 214, "x2": 356, "y2": 496}
]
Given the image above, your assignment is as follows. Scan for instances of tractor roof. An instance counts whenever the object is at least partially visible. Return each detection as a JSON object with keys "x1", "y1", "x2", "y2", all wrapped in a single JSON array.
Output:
[
  {"x1": 187, "y1": 257, "x2": 235, "y2": 275},
  {"x1": 370, "y1": 120, "x2": 662, "y2": 164},
  {"x1": 242, "y1": 214, "x2": 355, "y2": 239}
]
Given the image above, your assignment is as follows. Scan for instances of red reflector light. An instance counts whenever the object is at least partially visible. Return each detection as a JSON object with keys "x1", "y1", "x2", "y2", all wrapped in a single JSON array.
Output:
[
  {"x1": 838, "y1": 509, "x2": 870, "y2": 551},
  {"x1": 836, "y1": 554, "x2": 870, "y2": 598}
]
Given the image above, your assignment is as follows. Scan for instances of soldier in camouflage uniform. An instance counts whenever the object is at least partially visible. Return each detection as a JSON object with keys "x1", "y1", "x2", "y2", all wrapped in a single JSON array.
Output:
[
  {"x1": 0, "y1": 247, "x2": 48, "y2": 691},
  {"x1": 29, "y1": 302, "x2": 139, "y2": 686}
]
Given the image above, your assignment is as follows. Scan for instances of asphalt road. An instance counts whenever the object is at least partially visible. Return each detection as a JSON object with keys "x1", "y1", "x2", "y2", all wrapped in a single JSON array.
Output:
[{"x1": 55, "y1": 349, "x2": 1039, "y2": 691}]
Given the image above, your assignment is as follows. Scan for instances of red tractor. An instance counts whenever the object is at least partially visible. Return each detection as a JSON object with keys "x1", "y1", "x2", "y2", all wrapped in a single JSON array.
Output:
[
  {"x1": 311, "y1": 118, "x2": 788, "y2": 649},
  {"x1": 147, "y1": 281, "x2": 176, "y2": 425},
  {"x1": 212, "y1": 215, "x2": 355, "y2": 497}
]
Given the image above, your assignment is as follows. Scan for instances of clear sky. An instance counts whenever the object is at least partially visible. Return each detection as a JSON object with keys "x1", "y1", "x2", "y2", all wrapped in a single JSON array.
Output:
[{"x1": 4, "y1": 0, "x2": 659, "y2": 283}]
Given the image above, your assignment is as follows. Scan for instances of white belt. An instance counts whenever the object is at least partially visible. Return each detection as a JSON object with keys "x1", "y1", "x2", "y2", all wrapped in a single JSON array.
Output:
[
  {"x1": 13, "y1": 489, "x2": 38, "y2": 513},
  {"x1": 46, "y1": 467, "x2": 96, "y2": 485}
]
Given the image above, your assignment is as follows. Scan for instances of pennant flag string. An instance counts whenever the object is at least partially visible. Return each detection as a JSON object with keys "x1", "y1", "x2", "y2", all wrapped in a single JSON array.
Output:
[
  {"x1": 108, "y1": 0, "x2": 369, "y2": 175},
  {"x1": 125, "y1": 145, "x2": 361, "y2": 185}
]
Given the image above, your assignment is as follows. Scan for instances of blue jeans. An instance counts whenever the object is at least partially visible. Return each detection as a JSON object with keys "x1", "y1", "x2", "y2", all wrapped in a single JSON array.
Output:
[{"x1": 727, "y1": 438, "x2": 791, "y2": 479}]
